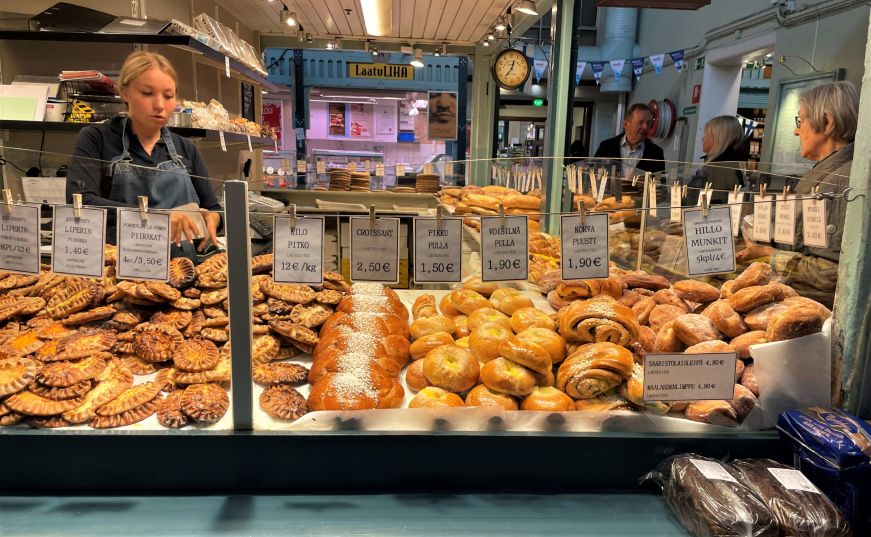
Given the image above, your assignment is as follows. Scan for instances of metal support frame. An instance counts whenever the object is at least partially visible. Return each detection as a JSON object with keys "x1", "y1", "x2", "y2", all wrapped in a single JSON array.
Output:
[
  {"x1": 293, "y1": 48, "x2": 306, "y2": 173},
  {"x1": 224, "y1": 180, "x2": 254, "y2": 431},
  {"x1": 833, "y1": 9, "x2": 871, "y2": 417},
  {"x1": 455, "y1": 56, "x2": 469, "y2": 181},
  {"x1": 470, "y1": 45, "x2": 496, "y2": 186},
  {"x1": 543, "y1": 0, "x2": 579, "y2": 234}
]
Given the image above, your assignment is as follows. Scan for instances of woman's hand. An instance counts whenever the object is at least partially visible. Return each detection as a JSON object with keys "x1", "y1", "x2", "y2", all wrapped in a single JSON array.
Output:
[
  {"x1": 170, "y1": 212, "x2": 201, "y2": 246},
  {"x1": 736, "y1": 243, "x2": 774, "y2": 263},
  {"x1": 197, "y1": 209, "x2": 221, "y2": 252}
]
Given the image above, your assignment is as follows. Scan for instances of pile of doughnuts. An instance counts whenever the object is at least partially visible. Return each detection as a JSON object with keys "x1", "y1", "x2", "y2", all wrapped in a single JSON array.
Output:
[
  {"x1": 306, "y1": 283, "x2": 409, "y2": 411},
  {"x1": 403, "y1": 279, "x2": 575, "y2": 411},
  {"x1": 439, "y1": 185, "x2": 542, "y2": 234}
]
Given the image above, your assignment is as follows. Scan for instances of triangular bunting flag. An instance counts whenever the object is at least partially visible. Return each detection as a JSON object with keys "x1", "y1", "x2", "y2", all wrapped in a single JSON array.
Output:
[
  {"x1": 609, "y1": 59, "x2": 625, "y2": 81},
  {"x1": 630, "y1": 57, "x2": 645, "y2": 79},
  {"x1": 575, "y1": 61, "x2": 586, "y2": 84},
  {"x1": 590, "y1": 61, "x2": 606, "y2": 84},
  {"x1": 669, "y1": 50, "x2": 685, "y2": 71},
  {"x1": 533, "y1": 59, "x2": 548, "y2": 84},
  {"x1": 649, "y1": 53, "x2": 665, "y2": 76}
]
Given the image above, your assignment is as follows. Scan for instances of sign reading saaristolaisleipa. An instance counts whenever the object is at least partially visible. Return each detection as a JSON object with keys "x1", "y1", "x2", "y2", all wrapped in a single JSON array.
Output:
[{"x1": 348, "y1": 63, "x2": 414, "y2": 80}]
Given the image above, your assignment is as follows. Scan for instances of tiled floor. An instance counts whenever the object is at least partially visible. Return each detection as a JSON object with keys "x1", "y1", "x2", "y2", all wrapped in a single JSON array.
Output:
[{"x1": 0, "y1": 493, "x2": 690, "y2": 536}]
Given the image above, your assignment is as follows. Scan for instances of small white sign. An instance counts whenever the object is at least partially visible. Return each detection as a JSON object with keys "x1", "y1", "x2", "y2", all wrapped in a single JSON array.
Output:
[
  {"x1": 0, "y1": 203, "x2": 40, "y2": 275},
  {"x1": 395, "y1": 164, "x2": 405, "y2": 177},
  {"x1": 802, "y1": 197, "x2": 828, "y2": 248},
  {"x1": 643, "y1": 352, "x2": 738, "y2": 401},
  {"x1": 413, "y1": 217, "x2": 462, "y2": 283},
  {"x1": 596, "y1": 173, "x2": 608, "y2": 203},
  {"x1": 52, "y1": 205, "x2": 107, "y2": 278},
  {"x1": 727, "y1": 191, "x2": 744, "y2": 237},
  {"x1": 316, "y1": 160, "x2": 326, "y2": 174},
  {"x1": 362, "y1": 160, "x2": 370, "y2": 172},
  {"x1": 560, "y1": 213, "x2": 609, "y2": 280},
  {"x1": 753, "y1": 195, "x2": 772, "y2": 242},
  {"x1": 246, "y1": 134, "x2": 253, "y2": 152},
  {"x1": 774, "y1": 194, "x2": 797, "y2": 245},
  {"x1": 225, "y1": 56, "x2": 231, "y2": 78},
  {"x1": 683, "y1": 206, "x2": 735, "y2": 276},
  {"x1": 375, "y1": 163, "x2": 385, "y2": 178},
  {"x1": 648, "y1": 179, "x2": 658, "y2": 219},
  {"x1": 689, "y1": 459, "x2": 739, "y2": 483},
  {"x1": 116, "y1": 208, "x2": 171, "y2": 282},
  {"x1": 423, "y1": 163, "x2": 433, "y2": 174},
  {"x1": 445, "y1": 160, "x2": 454, "y2": 177},
  {"x1": 670, "y1": 184, "x2": 682, "y2": 223},
  {"x1": 480, "y1": 215, "x2": 528, "y2": 282},
  {"x1": 348, "y1": 162, "x2": 357, "y2": 172},
  {"x1": 350, "y1": 217, "x2": 400, "y2": 283},
  {"x1": 696, "y1": 188, "x2": 713, "y2": 207},
  {"x1": 272, "y1": 215, "x2": 324, "y2": 285},
  {"x1": 296, "y1": 160, "x2": 306, "y2": 174},
  {"x1": 218, "y1": 131, "x2": 227, "y2": 152},
  {"x1": 767, "y1": 468, "x2": 820, "y2": 493}
]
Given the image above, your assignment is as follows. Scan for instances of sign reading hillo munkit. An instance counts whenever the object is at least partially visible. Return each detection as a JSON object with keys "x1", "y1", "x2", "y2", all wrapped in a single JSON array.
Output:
[{"x1": 348, "y1": 63, "x2": 414, "y2": 80}]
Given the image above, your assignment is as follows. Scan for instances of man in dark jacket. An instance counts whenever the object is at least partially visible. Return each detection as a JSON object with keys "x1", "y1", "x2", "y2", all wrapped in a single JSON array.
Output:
[{"x1": 594, "y1": 103, "x2": 665, "y2": 180}]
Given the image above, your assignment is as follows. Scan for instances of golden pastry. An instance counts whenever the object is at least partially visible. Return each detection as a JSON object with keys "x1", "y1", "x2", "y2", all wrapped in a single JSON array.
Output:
[
  {"x1": 410, "y1": 332, "x2": 455, "y2": 361},
  {"x1": 423, "y1": 345, "x2": 479, "y2": 393},
  {"x1": 510, "y1": 307, "x2": 556, "y2": 333},
  {"x1": 479, "y1": 357, "x2": 536, "y2": 397},
  {"x1": 521, "y1": 386, "x2": 575, "y2": 411},
  {"x1": 409, "y1": 315, "x2": 456, "y2": 340},
  {"x1": 449, "y1": 289, "x2": 492, "y2": 314},
  {"x1": 556, "y1": 342, "x2": 634, "y2": 399},
  {"x1": 467, "y1": 307, "x2": 511, "y2": 332},
  {"x1": 180, "y1": 383, "x2": 229, "y2": 423},
  {"x1": 469, "y1": 323, "x2": 512, "y2": 363},
  {"x1": 514, "y1": 327, "x2": 566, "y2": 364},
  {"x1": 408, "y1": 386, "x2": 465, "y2": 408},
  {"x1": 489, "y1": 288, "x2": 534, "y2": 316},
  {"x1": 558, "y1": 296, "x2": 639, "y2": 346},
  {"x1": 464, "y1": 384, "x2": 518, "y2": 410}
]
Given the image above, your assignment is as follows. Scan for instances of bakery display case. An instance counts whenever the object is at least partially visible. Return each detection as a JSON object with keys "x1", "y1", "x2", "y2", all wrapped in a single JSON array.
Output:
[{"x1": 1, "y1": 149, "x2": 862, "y2": 494}]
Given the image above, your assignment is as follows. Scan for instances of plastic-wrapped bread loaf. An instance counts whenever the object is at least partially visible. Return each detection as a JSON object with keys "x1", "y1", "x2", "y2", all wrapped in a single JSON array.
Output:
[
  {"x1": 645, "y1": 453, "x2": 780, "y2": 537},
  {"x1": 730, "y1": 459, "x2": 851, "y2": 537}
]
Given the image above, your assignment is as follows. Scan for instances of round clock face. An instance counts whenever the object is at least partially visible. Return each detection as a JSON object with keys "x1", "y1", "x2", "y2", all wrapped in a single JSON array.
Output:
[{"x1": 493, "y1": 49, "x2": 531, "y2": 90}]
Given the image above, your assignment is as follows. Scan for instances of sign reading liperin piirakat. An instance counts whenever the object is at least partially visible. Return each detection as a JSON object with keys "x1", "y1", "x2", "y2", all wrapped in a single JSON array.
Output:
[
  {"x1": 0, "y1": 203, "x2": 40, "y2": 275},
  {"x1": 348, "y1": 63, "x2": 414, "y2": 80},
  {"x1": 272, "y1": 215, "x2": 324, "y2": 285}
]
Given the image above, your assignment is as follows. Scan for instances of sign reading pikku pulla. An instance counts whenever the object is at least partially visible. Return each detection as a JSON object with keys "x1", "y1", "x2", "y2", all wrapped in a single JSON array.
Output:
[{"x1": 348, "y1": 63, "x2": 414, "y2": 80}]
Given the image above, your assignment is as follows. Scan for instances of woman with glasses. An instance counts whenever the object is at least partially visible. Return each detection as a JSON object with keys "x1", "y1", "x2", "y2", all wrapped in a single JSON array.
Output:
[{"x1": 737, "y1": 81, "x2": 858, "y2": 307}]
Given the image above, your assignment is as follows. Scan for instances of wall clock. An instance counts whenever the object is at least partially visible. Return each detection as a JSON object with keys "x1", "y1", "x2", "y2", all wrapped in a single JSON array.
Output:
[{"x1": 492, "y1": 48, "x2": 531, "y2": 90}]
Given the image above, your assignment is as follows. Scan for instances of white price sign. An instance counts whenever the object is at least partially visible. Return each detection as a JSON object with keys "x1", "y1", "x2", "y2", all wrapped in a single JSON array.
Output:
[
  {"x1": 683, "y1": 206, "x2": 736, "y2": 276},
  {"x1": 642, "y1": 352, "x2": 738, "y2": 401},
  {"x1": 0, "y1": 203, "x2": 40, "y2": 275},
  {"x1": 802, "y1": 197, "x2": 828, "y2": 248},
  {"x1": 246, "y1": 134, "x2": 252, "y2": 152},
  {"x1": 560, "y1": 213, "x2": 609, "y2": 280},
  {"x1": 272, "y1": 215, "x2": 324, "y2": 285},
  {"x1": 375, "y1": 163, "x2": 385, "y2": 177},
  {"x1": 297, "y1": 160, "x2": 307, "y2": 174},
  {"x1": 348, "y1": 162, "x2": 357, "y2": 172},
  {"x1": 218, "y1": 130, "x2": 227, "y2": 152},
  {"x1": 423, "y1": 163, "x2": 433, "y2": 174},
  {"x1": 690, "y1": 460, "x2": 739, "y2": 483},
  {"x1": 727, "y1": 191, "x2": 744, "y2": 237},
  {"x1": 395, "y1": 164, "x2": 405, "y2": 177},
  {"x1": 350, "y1": 217, "x2": 400, "y2": 283},
  {"x1": 753, "y1": 195, "x2": 772, "y2": 242},
  {"x1": 413, "y1": 217, "x2": 462, "y2": 283},
  {"x1": 52, "y1": 205, "x2": 107, "y2": 278},
  {"x1": 445, "y1": 160, "x2": 454, "y2": 176},
  {"x1": 767, "y1": 468, "x2": 820, "y2": 493},
  {"x1": 480, "y1": 215, "x2": 528, "y2": 282},
  {"x1": 116, "y1": 208, "x2": 170, "y2": 282},
  {"x1": 224, "y1": 56, "x2": 231, "y2": 78},
  {"x1": 670, "y1": 184, "x2": 682, "y2": 223},
  {"x1": 316, "y1": 160, "x2": 326, "y2": 174},
  {"x1": 774, "y1": 194, "x2": 797, "y2": 245}
]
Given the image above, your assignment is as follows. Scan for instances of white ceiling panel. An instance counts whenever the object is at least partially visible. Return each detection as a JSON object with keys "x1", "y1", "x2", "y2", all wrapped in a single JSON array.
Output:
[{"x1": 225, "y1": 0, "x2": 517, "y2": 44}]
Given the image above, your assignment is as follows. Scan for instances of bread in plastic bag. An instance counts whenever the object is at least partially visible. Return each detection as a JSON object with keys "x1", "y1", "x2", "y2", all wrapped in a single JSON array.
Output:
[
  {"x1": 642, "y1": 453, "x2": 779, "y2": 537},
  {"x1": 730, "y1": 458, "x2": 851, "y2": 537}
]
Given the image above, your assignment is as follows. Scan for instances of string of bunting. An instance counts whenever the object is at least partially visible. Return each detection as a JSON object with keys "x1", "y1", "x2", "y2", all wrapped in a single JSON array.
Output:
[{"x1": 576, "y1": 49, "x2": 686, "y2": 85}]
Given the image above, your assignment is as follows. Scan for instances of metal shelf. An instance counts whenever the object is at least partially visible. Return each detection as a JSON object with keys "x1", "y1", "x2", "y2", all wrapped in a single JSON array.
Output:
[
  {"x1": 0, "y1": 30, "x2": 281, "y2": 92},
  {"x1": 0, "y1": 120, "x2": 276, "y2": 149}
]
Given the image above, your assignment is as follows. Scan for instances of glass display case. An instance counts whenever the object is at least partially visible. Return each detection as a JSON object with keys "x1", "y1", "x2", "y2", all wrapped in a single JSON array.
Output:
[{"x1": 1, "y1": 147, "x2": 863, "y2": 495}]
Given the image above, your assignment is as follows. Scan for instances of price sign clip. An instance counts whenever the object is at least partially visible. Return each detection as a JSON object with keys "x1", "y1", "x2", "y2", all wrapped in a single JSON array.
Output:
[
  {"x1": 577, "y1": 200, "x2": 586, "y2": 225},
  {"x1": 435, "y1": 205, "x2": 444, "y2": 228},
  {"x1": 701, "y1": 184, "x2": 711, "y2": 219},
  {"x1": 498, "y1": 202, "x2": 505, "y2": 225},
  {"x1": 1, "y1": 189, "x2": 12, "y2": 215},
  {"x1": 682, "y1": 184, "x2": 688, "y2": 198},
  {"x1": 369, "y1": 204, "x2": 377, "y2": 222},
  {"x1": 632, "y1": 175, "x2": 639, "y2": 187},
  {"x1": 759, "y1": 183, "x2": 768, "y2": 199},
  {"x1": 289, "y1": 204, "x2": 297, "y2": 227},
  {"x1": 733, "y1": 184, "x2": 741, "y2": 196},
  {"x1": 782, "y1": 184, "x2": 791, "y2": 200},
  {"x1": 138, "y1": 196, "x2": 148, "y2": 222},
  {"x1": 72, "y1": 193, "x2": 82, "y2": 220}
]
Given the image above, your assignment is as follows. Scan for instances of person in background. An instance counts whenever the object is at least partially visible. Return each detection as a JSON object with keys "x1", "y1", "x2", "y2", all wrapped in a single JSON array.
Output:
[
  {"x1": 67, "y1": 50, "x2": 221, "y2": 259},
  {"x1": 594, "y1": 103, "x2": 666, "y2": 181},
  {"x1": 736, "y1": 81, "x2": 857, "y2": 307},
  {"x1": 690, "y1": 115, "x2": 745, "y2": 203}
]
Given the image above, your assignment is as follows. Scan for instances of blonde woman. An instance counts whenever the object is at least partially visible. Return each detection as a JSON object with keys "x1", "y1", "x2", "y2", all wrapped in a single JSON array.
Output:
[
  {"x1": 690, "y1": 115, "x2": 745, "y2": 203},
  {"x1": 67, "y1": 51, "x2": 221, "y2": 257},
  {"x1": 736, "y1": 81, "x2": 858, "y2": 307}
]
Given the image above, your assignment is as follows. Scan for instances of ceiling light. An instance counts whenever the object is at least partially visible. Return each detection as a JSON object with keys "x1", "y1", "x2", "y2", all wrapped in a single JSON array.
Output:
[
  {"x1": 410, "y1": 48, "x2": 424, "y2": 68},
  {"x1": 408, "y1": 107, "x2": 419, "y2": 116},
  {"x1": 482, "y1": 39, "x2": 490, "y2": 47},
  {"x1": 361, "y1": 0, "x2": 392, "y2": 37},
  {"x1": 441, "y1": 43, "x2": 448, "y2": 56},
  {"x1": 297, "y1": 28, "x2": 305, "y2": 42},
  {"x1": 326, "y1": 38, "x2": 338, "y2": 50},
  {"x1": 516, "y1": 0, "x2": 538, "y2": 16},
  {"x1": 286, "y1": 11, "x2": 297, "y2": 26},
  {"x1": 494, "y1": 16, "x2": 507, "y2": 32},
  {"x1": 306, "y1": 33, "x2": 312, "y2": 43},
  {"x1": 486, "y1": 31, "x2": 496, "y2": 41}
]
